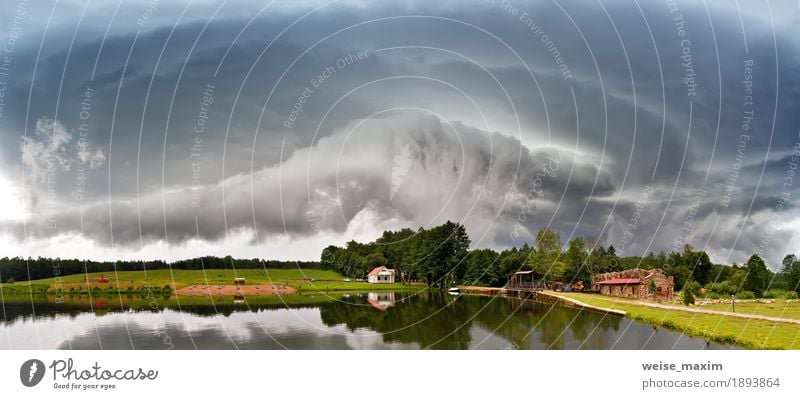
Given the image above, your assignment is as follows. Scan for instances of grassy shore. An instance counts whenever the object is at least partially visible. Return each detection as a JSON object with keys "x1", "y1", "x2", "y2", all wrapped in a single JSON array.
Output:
[
  {"x1": 0, "y1": 269, "x2": 418, "y2": 295},
  {"x1": 550, "y1": 292, "x2": 800, "y2": 349}
]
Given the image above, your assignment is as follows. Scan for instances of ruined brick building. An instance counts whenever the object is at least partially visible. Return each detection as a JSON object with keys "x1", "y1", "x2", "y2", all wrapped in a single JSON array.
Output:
[{"x1": 590, "y1": 268, "x2": 674, "y2": 301}]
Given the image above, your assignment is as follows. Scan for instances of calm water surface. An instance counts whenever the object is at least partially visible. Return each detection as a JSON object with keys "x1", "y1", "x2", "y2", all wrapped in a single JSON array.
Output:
[{"x1": 0, "y1": 292, "x2": 735, "y2": 349}]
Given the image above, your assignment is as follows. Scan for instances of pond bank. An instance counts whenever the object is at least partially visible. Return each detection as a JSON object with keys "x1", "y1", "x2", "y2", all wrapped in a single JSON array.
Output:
[
  {"x1": 536, "y1": 291, "x2": 626, "y2": 317},
  {"x1": 544, "y1": 292, "x2": 800, "y2": 349}
]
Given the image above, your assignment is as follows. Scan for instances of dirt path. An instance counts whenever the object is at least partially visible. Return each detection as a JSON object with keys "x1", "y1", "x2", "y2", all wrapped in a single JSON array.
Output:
[
  {"x1": 548, "y1": 292, "x2": 800, "y2": 325},
  {"x1": 630, "y1": 300, "x2": 800, "y2": 325},
  {"x1": 175, "y1": 284, "x2": 297, "y2": 297}
]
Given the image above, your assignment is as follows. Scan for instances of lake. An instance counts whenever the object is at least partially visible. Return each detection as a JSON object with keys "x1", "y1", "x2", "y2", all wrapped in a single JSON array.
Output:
[{"x1": 0, "y1": 291, "x2": 735, "y2": 349}]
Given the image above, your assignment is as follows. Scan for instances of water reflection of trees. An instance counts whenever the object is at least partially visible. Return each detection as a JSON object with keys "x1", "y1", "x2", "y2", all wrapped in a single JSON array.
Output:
[
  {"x1": 5, "y1": 292, "x2": 632, "y2": 350},
  {"x1": 318, "y1": 292, "x2": 623, "y2": 349}
]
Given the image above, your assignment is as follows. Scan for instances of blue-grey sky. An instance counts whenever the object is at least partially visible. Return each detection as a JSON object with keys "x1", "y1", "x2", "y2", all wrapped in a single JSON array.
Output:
[{"x1": 0, "y1": 0, "x2": 799, "y2": 269}]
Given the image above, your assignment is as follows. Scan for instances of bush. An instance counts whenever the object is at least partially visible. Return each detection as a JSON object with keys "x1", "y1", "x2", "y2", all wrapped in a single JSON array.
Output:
[
  {"x1": 4, "y1": 278, "x2": 15, "y2": 284},
  {"x1": 708, "y1": 281, "x2": 736, "y2": 295},
  {"x1": 682, "y1": 280, "x2": 700, "y2": 305},
  {"x1": 784, "y1": 291, "x2": 799, "y2": 300},
  {"x1": 736, "y1": 290, "x2": 756, "y2": 299},
  {"x1": 762, "y1": 289, "x2": 787, "y2": 299}
]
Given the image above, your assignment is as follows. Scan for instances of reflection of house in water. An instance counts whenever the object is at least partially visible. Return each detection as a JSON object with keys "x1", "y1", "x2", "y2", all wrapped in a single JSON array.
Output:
[
  {"x1": 367, "y1": 292, "x2": 396, "y2": 311},
  {"x1": 233, "y1": 295, "x2": 245, "y2": 304}
]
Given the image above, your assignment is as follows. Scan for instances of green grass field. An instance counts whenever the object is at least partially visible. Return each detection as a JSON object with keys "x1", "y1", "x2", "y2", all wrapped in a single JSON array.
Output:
[
  {"x1": 554, "y1": 292, "x2": 800, "y2": 349},
  {"x1": 698, "y1": 300, "x2": 800, "y2": 320},
  {"x1": 0, "y1": 269, "x2": 416, "y2": 294}
]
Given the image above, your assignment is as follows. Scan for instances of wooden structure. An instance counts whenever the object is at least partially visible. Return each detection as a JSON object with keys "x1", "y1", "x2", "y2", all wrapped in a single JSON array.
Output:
[
  {"x1": 233, "y1": 277, "x2": 246, "y2": 285},
  {"x1": 505, "y1": 271, "x2": 547, "y2": 292}
]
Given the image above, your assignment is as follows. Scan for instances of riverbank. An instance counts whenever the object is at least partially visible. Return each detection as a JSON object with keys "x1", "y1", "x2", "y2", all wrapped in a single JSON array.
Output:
[
  {"x1": 0, "y1": 269, "x2": 419, "y2": 296},
  {"x1": 542, "y1": 292, "x2": 800, "y2": 349}
]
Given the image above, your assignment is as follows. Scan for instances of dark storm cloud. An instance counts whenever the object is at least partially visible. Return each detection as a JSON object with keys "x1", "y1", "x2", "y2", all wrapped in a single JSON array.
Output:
[{"x1": 1, "y1": 0, "x2": 799, "y2": 268}]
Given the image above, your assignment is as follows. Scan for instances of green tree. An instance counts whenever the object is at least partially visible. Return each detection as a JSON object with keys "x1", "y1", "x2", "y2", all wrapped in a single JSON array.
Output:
[
  {"x1": 781, "y1": 254, "x2": 800, "y2": 294},
  {"x1": 362, "y1": 252, "x2": 388, "y2": 271},
  {"x1": 682, "y1": 279, "x2": 699, "y2": 305},
  {"x1": 742, "y1": 254, "x2": 770, "y2": 297},
  {"x1": 682, "y1": 245, "x2": 713, "y2": 285},
  {"x1": 563, "y1": 237, "x2": 588, "y2": 283},
  {"x1": 535, "y1": 228, "x2": 561, "y2": 255},
  {"x1": 417, "y1": 222, "x2": 470, "y2": 287},
  {"x1": 463, "y1": 249, "x2": 502, "y2": 286}
]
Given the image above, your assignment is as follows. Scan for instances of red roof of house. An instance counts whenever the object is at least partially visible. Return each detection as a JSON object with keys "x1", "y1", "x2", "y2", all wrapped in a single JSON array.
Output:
[
  {"x1": 596, "y1": 278, "x2": 641, "y2": 285},
  {"x1": 368, "y1": 266, "x2": 395, "y2": 276}
]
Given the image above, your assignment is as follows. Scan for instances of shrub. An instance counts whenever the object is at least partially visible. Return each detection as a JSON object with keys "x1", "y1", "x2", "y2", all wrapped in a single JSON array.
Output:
[
  {"x1": 736, "y1": 290, "x2": 756, "y2": 300},
  {"x1": 4, "y1": 278, "x2": 15, "y2": 284},
  {"x1": 708, "y1": 281, "x2": 736, "y2": 295},
  {"x1": 784, "y1": 291, "x2": 799, "y2": 300},
  {"x1": 682, "y1": 280, "x2": 700, "y2": 305},
  {"x1": 762, "y1": 289, "x2": 787, "y2": 299}
]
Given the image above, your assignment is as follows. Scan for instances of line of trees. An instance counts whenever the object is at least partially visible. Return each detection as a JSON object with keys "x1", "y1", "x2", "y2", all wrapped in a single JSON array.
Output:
[
  {"x1": 321, "y1": 223, "x2": 798, "y2": 297},
  {"x1": 320, "y1": 221, "x2": 470, "y2": 287},
  {"x1": 4, "y1": 223, "x2": 798, "y2": 298},
  {"x1": 0, "y1": 256, "x2": 320, "y2": 284}
]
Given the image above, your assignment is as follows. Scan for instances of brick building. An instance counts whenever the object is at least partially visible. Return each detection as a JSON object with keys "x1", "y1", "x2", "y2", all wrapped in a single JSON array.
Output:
[{"x1": 590, "y1": 268, "x2": 674, "y2": 301}]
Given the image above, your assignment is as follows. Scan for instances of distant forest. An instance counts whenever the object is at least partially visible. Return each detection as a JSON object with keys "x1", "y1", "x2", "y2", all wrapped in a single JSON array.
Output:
[
  {"x1": 4, "y1": 220, "x2": 800, "y2": 298},
  {"x1": 0, "y1": 256, "x2": 319, "y2": 284},
  {"x1": 321, "y1": 221, "x2": 800, "y2": 297}
]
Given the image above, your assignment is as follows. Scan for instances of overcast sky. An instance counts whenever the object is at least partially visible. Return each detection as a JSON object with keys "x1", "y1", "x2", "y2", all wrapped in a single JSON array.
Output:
[{"x1": 0, "y1": 0, "x2": 799, "y2": 270}]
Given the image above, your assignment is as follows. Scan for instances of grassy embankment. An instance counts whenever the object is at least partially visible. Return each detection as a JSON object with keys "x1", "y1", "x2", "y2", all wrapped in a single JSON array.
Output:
[
  {"x1": 551, "y1": 292, "x2": 800, "y2": 349},
  {"x1": 0, "y1": 269, "x2": 417, "y2": 295}
]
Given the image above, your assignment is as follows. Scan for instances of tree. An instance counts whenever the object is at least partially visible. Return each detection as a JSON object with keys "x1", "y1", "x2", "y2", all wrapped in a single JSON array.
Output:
[
  {"x1": 563, "y1": 237, "x2": 588, "y2": 283},
  {"x1": 320, "y1": 245, "x2": 340, "y2": 270},
  {"x1": 463, "y1": 249, "x2": 501, "y2": 287},
  {"x1": 781, "y1": 254, "x2": 800, "y2": 294},
  {"x1": 535, "y1": 228, "x2": 561, "y2": 255},
  {"x1": 682, "y1": 280, "x2": 699, "y2": 305},
  {"x1": 417, "y1": 221, "x2": 470, "y2": 287},
  {"x1": 742, "y1": 254, "x2": 770, "y2": 297},
  {"x1": 362, "y1": 252, "x2": 388, "y2": 271},
  {"x1": 686, "y1": 249, "x2": 713, "y2": 286}
]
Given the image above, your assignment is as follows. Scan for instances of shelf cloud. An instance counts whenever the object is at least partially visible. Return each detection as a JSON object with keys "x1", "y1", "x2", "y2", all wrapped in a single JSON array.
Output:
[{"x1": 1, "y1": 0, "x2": 799, "y2": 269}]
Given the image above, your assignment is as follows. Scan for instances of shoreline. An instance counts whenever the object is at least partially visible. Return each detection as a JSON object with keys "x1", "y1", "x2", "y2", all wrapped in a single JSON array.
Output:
[{"x1": 540, "y1": 291, "x2": 799, "y2": 349}]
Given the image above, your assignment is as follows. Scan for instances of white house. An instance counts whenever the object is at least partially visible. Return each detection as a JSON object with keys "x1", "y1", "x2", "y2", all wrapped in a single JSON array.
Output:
[{"x1": 367, "y1": 266, "x2": 396, "y2": 283}]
